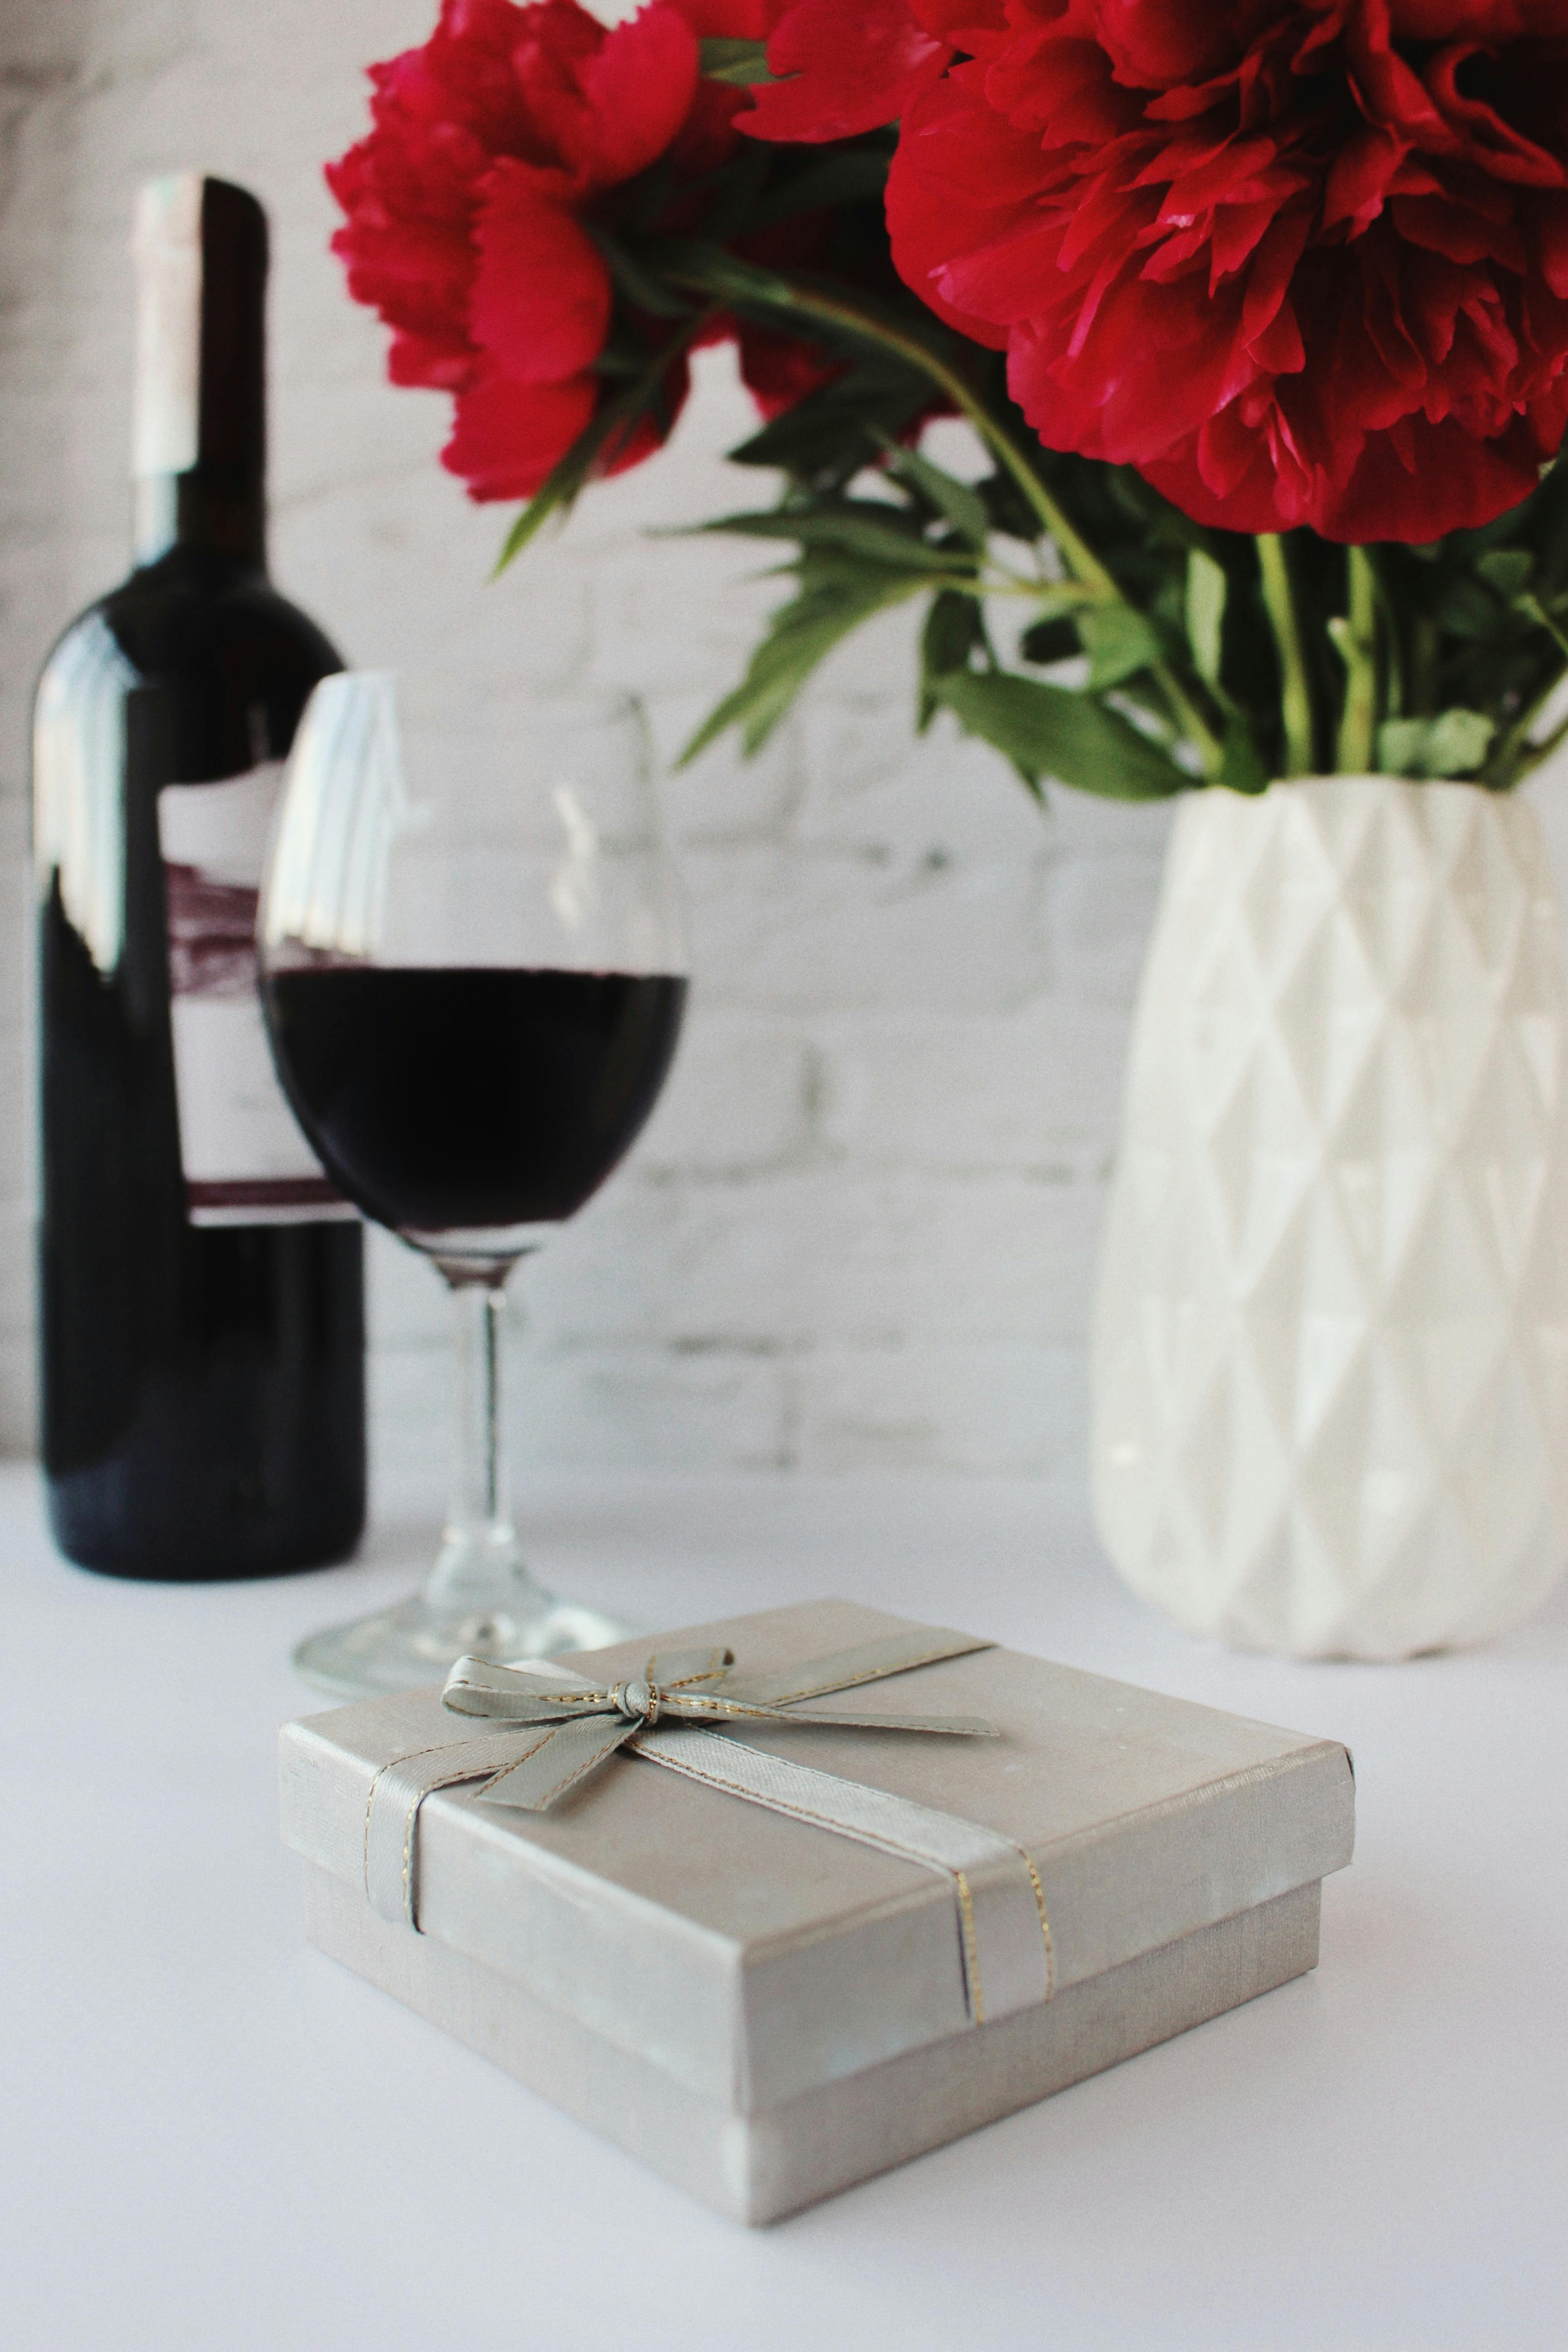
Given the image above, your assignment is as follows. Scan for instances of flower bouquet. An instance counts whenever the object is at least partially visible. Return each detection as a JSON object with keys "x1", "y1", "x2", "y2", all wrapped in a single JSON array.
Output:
[{"x1": 329, "y1": 0, "x2": 1568, "y2": 1657}]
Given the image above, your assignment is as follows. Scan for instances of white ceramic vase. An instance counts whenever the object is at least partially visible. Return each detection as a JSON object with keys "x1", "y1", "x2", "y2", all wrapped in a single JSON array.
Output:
[{"x1": 1091, "y1": 774, "x2": 1568, "y2": 1659}]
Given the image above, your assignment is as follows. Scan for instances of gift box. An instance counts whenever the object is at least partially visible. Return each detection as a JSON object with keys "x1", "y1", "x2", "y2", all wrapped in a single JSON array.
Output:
[{"x1": 279, "y1": 1598, "x2": 1353, "y2": 2223}]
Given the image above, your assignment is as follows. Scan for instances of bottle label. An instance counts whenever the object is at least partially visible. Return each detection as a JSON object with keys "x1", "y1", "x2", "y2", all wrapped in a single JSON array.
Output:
[{"x1": 158, "y1": 764, "x2": 353, "y2": 1226}]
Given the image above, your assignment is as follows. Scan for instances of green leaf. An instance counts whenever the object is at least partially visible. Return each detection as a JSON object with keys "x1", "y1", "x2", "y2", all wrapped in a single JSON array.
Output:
[
  {"x1": 1106, "y1": 464, "x2": 1219, "y2": 558},
  {"x1": 748, "y1": 148, "x2": 892, "y2": 231},
  {"x1": 649, "y1": 237, "x2": 800, "y2": 316},
  {"x1": 1433, "y1": 575, "x2": 1509, "y2": 640},
  {"x1": 1028, "y1": 583, "x2": 1101, "y2": 622},
  {"x1": 579, "y1": 222, "x2": 692, "y2": 320},
  {"x1": 649, "y1": 236, "x2": 970, "y2": 387},
  {"x1": 680, "y1": 560, "x2": 926, "y2": 764},
  {"x1": 1220, "y1": 711, "x2": 1269, "y2": 792},
  {"x1": 1078, "y1": 603, "x2": 1166, "y2": 689},
  {"x1": 687, "y1": 506, "x2": 978, "y2": 573},
  {"x1": 1019, "y1": 615, "x2": 1082, "y2": 667},
  {"x1": 1377, "y1": 709, "x2": 1495, "y2": 778},
  {"x1": 1516, "y1": 591, "x2": 1568, "y2": 660},
  {"x1": 918, "y1": 589, "x2": 984, "y2": 730},
  {"x1": 1477, "y1": 548, "x2": 1535, "y2": 601},
  {"x1": 876, "y1": 440, "x2": 990, "y2": 548},
  {"x1": 494, "y1": 322, "x2": 708, "y2": 572},
  {"x1": 724, "y1": 348, "x2": 941, "y2": 488},
  {"x1": 1186, "y1": 549, "x2": 1227, "y2": 689},
  {"x1": 697, "y1": 37, "x2": 779, "y2": 85},
  {"x1": 686, "y1": 144, "x2": 772, "y2": 247},
  {"x1": 492, "y1": 424, "x2": 608, "y2": 572},
  {"x1": 933, "y1": 670, "x2": 1185, "y2": 799}
]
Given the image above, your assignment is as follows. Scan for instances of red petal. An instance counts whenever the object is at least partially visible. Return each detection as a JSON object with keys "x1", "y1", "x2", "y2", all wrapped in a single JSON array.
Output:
[
  {"x1": 443, "y1": 370, "x2": 598, "y2": 500},
  {"x1": 1323, "y1": 126, "x2": 1407, "y2": 233},
  {"x1": 469, "y1": 160, "x2": 611, "y2": 385},
  {"x1": 667, "y1": 0, "x2": 769, "y2": 32},
  {"x1": 1390, "y1": 191, "x2": 1527, "y2": 268},
  {"x1": 1139, "y1": 439, "x2": 1305, "y2": 536},
  {"x1": 1249, "y1": 297, "x2": 1305, "y2": 375},
  {"x1": 1013, "y1": 273, "x2": 1256, "y2": 466},
  {"x1": 1390, "y1": 3, "x2": 1533, "y2": 30},
  {"x1": 743, "y1": 0, "x2": 951, "y2": 143},
  {"x1": 388, "y1": 329, "x2": 480, "y2": 391},
  {"x1": 1094, "y1": 0, "x2": 1230, "y2": 88},
  {"x1": 1318, "y1": 410, "x2": 1545, "y2": 537},
  {"x1": 597, "y1": 356, "x2": 692, "y2": 475},
  {"x1": 909, "y1": 0, "x2": 1005, "y2": 37},
  {"x1": 737, "y1": 320, "x2": 840, "y2": 416},
  {"x1": 1241, "y1": 210, "x2": 1313, "y2": 343},
  {"x1": 670, "y1": 79, "x2": 750, "y2": 175},
  {"x1": 329, "y1": 213, "x2": 477, "y2": 346},
  {"x1": 1539, "y1": 191, "x2": 1568, "y2": 297},
  {"x1": 1141, "y1": 401, "x2": 1552, "y2": 541},
  {"x1": 886, "y1": 83, "x2": 1036, "y2": 345},
  {"x1": 574, "y1": 5, "x2": 701, "y2": 190}
]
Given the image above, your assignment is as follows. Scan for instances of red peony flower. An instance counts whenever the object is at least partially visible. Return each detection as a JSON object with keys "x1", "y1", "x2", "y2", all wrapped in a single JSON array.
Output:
[
  {"x1": 747, "y1": 0, "x2": 1568, "y2": 543},
  {"x1": 743, "y1": 0, "x2": 1000, "y2": 142},
  {"x1": 328, "y1": 0, "x2": 830, "y2": 502}
]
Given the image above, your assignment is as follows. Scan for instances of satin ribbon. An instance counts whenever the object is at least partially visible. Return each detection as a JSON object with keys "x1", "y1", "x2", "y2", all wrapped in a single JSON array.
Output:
[{"x1": 363, "y1": 1628, "x2": 1054, "y2": 2027}]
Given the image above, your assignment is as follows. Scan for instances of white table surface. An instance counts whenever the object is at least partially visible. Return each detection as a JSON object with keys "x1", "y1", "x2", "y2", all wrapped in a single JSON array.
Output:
[{"x1": 4, "y1": 1460, "x2": 1565, "y2": 2352}]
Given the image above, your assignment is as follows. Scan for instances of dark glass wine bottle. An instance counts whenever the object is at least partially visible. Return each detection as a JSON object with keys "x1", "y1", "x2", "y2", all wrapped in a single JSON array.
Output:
[{"x1": 33, "y1": 174, "x2": 366, "y2": 1579}]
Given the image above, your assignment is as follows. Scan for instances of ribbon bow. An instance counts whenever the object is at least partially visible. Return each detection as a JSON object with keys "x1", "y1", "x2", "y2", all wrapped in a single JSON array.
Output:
[
  {"x1": 440, "y1": 1633, "x2": 1000, "y2": 1813},
  {"x1": 363, "y1": 1626, "x2": 1054, "y2": 2027}
]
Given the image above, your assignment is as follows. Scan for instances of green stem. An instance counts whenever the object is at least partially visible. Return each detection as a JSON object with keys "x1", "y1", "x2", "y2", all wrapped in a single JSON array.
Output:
[
  {"x1": 1508, "y1": 706, "x2": 1568, "y2": 787},
  {"x1": 1258, "y1": 534, "x2": 1316, "y2": 777},
  {"x1": 1154, "y1": 668, "x2": 1226, "y2": 780},
  {"x1": 1371, "y1": 557, "x2": 1404, "y2": 720},
  {"x1": 1408, "y1": 613, "x2": 1440, "y2": 718},
  {"x1": 810, "y1": 293, "x2": 1225, "y2": 774},
  {"x1": 1486, "y1": 660, "x2": 1568, "y2": 788},
  {"x1": 983, "y1": 577, "x2": 1070, "y2": 598},
  {"x1": 1335, "y1": 546, "x2": 1380, "y2": 774},
  {"x1": 674, "y1": 265, "x2": 1115, "y2": 585},
  {"x1": 664, "y1": 255, "x2": 1227, "y2": 774},
  {"x1": 1521, "y1": 592, "x2": 1568, "y2": 663},
  {"x1": 495, "y1": 306, "x2": 720, "y2": 573}
]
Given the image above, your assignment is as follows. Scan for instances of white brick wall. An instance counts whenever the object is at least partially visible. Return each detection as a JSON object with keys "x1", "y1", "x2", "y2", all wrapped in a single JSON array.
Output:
[{"x1": 7, "y1": 0, "x2": 1568, "y2": 1496}]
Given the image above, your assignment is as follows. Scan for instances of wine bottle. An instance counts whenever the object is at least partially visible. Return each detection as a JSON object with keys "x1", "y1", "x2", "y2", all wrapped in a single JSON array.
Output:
[{"x1": 33, "y1": 174, "x2": 366, "y2": 1579}]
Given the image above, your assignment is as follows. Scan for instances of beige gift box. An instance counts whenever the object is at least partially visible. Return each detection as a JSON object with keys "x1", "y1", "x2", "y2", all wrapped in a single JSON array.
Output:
[{"x1": 279, "y1": 1598, "x2": 1354, "y2": 2222}]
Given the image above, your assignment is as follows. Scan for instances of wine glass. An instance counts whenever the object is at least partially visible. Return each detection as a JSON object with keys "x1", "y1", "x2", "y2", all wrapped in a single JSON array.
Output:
[{"x1": 259, "y1": 672, "x2": 687, "y2": 1696}]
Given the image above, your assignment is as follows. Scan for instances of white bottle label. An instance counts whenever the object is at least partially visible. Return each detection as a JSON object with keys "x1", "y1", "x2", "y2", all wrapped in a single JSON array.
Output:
[{"x1": 158, "y1": 764, "x2": 353, "y2": 1226}]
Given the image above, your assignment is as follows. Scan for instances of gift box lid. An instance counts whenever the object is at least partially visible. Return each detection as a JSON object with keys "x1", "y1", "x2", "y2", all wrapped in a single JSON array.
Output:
[{"x1": 279, "y1": 1598, "x2": 1353, "y2": 2115}]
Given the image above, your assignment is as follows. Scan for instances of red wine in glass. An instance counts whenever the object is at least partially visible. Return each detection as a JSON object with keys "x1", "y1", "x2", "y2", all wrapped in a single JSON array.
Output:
[
  {"x1": 260, "y1": 674, "x2": 687, "y2": 1694},
  {"x1": 264, "y1": 966, "x2": 686, "y2": 1246}
]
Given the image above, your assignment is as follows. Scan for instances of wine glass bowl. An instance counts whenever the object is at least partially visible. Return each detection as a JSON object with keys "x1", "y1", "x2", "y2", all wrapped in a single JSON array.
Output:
[{"x1": 260, "y1": 674, "x2": 686, "y2": 1695}]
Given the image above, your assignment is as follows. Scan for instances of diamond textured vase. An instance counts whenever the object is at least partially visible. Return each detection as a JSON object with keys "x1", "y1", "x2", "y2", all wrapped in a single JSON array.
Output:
[{"x1": 1091, "y1": 776, "x2": 1568, "y2": 1660}]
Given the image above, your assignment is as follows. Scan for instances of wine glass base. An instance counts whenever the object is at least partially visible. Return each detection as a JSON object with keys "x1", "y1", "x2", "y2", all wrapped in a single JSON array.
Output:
[{"x1": 293, "y1": 1580, "x2": 634, "y2": 1699}]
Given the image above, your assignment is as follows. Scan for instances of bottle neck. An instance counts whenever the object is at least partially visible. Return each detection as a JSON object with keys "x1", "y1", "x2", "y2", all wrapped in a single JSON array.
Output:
[
  {"x1": 133, "y1": 470, "x2": 266, "y2": 569},
  {"x1": 131, "y1": 176, "x2": 269, "y2": 573}
]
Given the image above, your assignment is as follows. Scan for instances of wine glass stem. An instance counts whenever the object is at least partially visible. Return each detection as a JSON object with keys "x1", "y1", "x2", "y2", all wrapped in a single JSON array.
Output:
[
  {"x1": 475, "y1": 1280, "x2": 504, "y2": 1526},
  {"x1": 426, "y1": 1271, "x2": 526, "y2": 1614}
]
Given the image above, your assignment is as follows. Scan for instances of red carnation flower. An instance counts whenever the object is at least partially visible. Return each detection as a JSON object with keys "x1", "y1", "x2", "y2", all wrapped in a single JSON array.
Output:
[
  {"x1": 748, "y1": 0, "x2": 1568, "y2": 543},
  {"x1": 328, "y1": 0, "x2": 829, "y2": 502}
]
